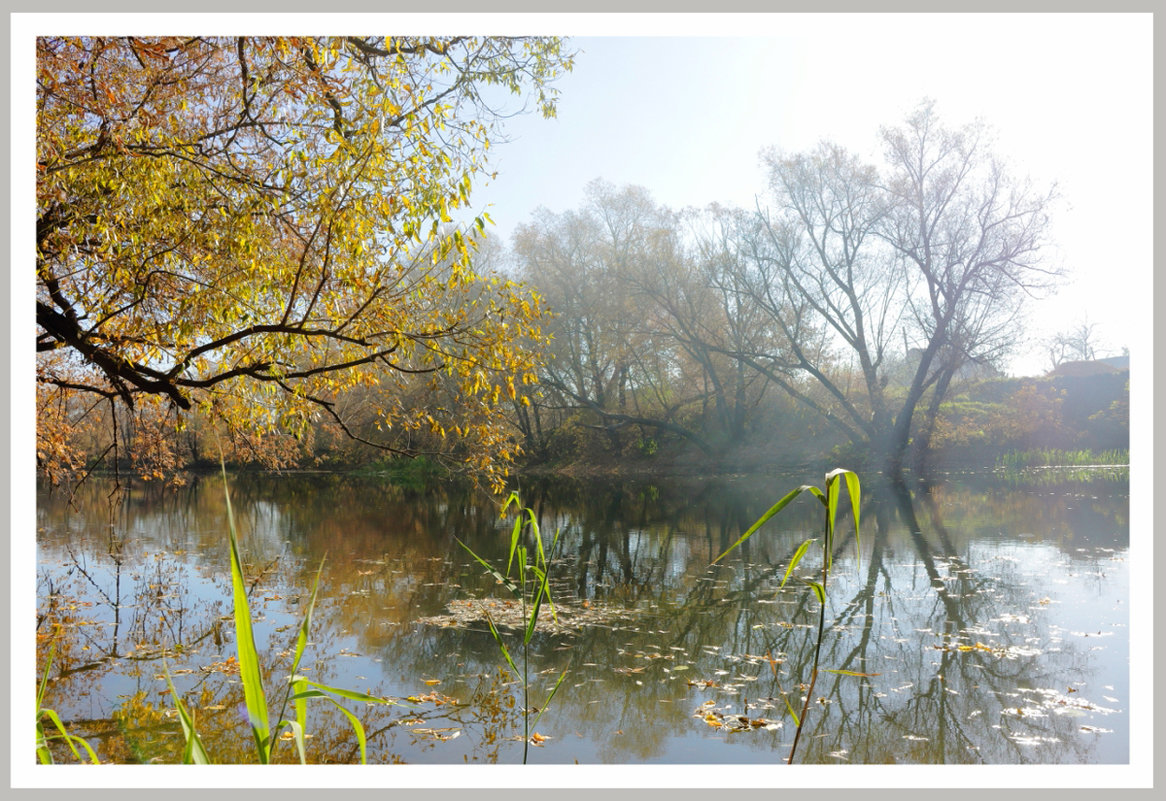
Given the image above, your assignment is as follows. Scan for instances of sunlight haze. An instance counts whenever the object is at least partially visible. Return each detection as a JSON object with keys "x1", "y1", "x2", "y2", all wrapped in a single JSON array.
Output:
[{"x1": 473, "y1": 15, "x2": 1153, "y2": 378}]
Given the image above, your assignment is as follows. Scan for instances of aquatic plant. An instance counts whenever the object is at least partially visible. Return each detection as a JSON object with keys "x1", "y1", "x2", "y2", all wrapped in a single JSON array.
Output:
[
  {"x1": 997, "y1": 448, "x2": 1128, "y2": 469},
  {"x1": 165, "y1": 466, "x2": 397, "y2": 764},
  {"x1": 36, "y1": 640, "x2": 99, "y2": 764},
  {"x1": 457, "y1": 491, "x2": 569, "y2": 764},
  {"x1": 712, "y1": 468, "x2": 861, "y2": 764}
]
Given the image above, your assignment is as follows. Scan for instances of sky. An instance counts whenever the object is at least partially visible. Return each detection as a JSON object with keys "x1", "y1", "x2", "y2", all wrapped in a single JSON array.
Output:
[{"x1": 466, "y1": 14, "x2": 1155, "y2": 377}]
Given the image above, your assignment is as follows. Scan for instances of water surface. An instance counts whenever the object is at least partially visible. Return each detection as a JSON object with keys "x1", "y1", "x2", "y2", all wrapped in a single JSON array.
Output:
[{"x1": 35, "y1": 469, "x2": 1129, "y2": 765}]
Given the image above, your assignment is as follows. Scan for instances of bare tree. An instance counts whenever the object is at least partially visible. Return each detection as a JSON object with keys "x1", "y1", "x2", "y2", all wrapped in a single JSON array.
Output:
[
  {"x1": 723, "y1": 101, "x2": 1058, "y2": 478},
  {"x1": 1046, "y1": 317, "x2": 1101, "y2": 369},
  {"x1": 878, "y1": 101, "x2": 1059, "y2": 476}
]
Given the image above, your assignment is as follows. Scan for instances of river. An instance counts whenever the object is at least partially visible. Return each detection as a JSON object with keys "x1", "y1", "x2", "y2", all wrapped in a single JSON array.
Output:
[{"x1": 34, "y1": 468, "x2": 1130, "y2": 765}]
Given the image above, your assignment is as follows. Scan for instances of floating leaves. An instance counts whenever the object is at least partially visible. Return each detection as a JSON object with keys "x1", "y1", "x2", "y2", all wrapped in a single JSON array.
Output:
[
  {"x1": 417, "y1": 597, "x2": 639, "y2": 634},
  {"x1": 694, "y1": 702, "x2": 781, "y2": 733}
]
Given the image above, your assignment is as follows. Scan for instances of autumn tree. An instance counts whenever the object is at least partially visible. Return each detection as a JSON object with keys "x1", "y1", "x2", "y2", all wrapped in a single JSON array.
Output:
[
  {"x1": 36, "y1": 36, "x2": 573, "y2": 489},
  {"x1": 513, "y1": 181, "x2": 731, "y2": 458}
]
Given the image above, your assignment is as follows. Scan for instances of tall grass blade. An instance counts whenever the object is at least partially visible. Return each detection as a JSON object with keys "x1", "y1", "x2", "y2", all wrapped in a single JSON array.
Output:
[
  {"x1": 286, "y1": 691, "x2": 371, "y2": 764},
  {"x1": 456, "y1": 537, "x2": 521, "y2": 596},
  {"x1": 530, "y1": 668, "x2": 569, "y2": 732},
  {"x1": 712, "y1": 485, "x2": 813, "y2": 564},
  {"x1": 525, "y1": 565, "x2": 552, "y2": 645},
  {"x1": 506, "y1": 508, "x2": 523, "y2": 575},
  {"x1": 273, "y1": 719, "x2": 307, "y2": 764},
  {"x1": 780, "y1": 539, "x2": 815, "y2": 588},
  {"x1": 481, "y1": 610, "x2": 519, "y2": 674},
  {"x1": 35, "y1": 642, "x2": 55, "y2": 764},
  {"x1": 37, "y1": 708, "x2": 99, "y2": 764},
  {"x1": 782, "y1": 695, "x2": 800, "y2": 727},
  {"x1": 294, "y1": 680, "x2": 397, "y2": 705},
  {"x1": 268, "y1": 557, "x2": 325, "y2": 763},
  {"x1": 36, "y1": 642, "x2": 99, "y2": 764},
  {"x1": 221, "y1": 464, "x2": 271, "y2": 762},
  {"x1": 163, "y1": 662, "x2": 212, "y2": 764},
  {"x1": 825, "y1": 468, "x2": 862, "y2": 570}
]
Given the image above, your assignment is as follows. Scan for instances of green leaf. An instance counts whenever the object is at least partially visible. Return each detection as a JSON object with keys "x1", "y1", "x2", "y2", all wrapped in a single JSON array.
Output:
[
  {"x1": 781, "y1": 538, "x2": 816, "y2": 588},
  {"x1": 456, "y1": 537, "x2": 520, "y2": 596},
  {"x1": 802, "y1": 579, "x2": 826, "y2": 605},
  {"x1": 712, "y1": 485, "x2": 815, "y2": 564},
  {"x1": 298, "y1": 679, "x2": 397, "y2": 705},
  {"x1": 530, "y1": 668, "x2": 569, "y2": 731},
  {"x1": 222, "y1": 464, "x2": 270, "y2": 762},
  {"x1": 39, "y1": 708, "x2": 99, "y2": 764},
  {"x1": 320, "y1": 697, "x2": 370, "y2": 765},
  {"x1": 273, "y1": 719, "x2": 307, "y2": 765},
  {"x1": 482, "y1": 610, "x2": 518, "y2": 674},
  {"x1": 783, "y1": 694, "x2": 800, "y2": 727},
  {"x1": 163, "y1": 661, "x2": 212, "y2": 765}
]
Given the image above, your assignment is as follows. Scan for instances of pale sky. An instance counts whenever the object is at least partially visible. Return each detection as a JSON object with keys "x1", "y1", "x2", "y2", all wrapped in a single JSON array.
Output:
[{"x1": 470, "y1": 14, "x2": 1154, "y2": 377}]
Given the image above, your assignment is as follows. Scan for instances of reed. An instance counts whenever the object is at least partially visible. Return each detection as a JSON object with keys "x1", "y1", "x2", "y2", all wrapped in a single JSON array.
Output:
[
  {"x1": 713, "y1": 468, "x2": 861, "y2": 764},
  {"x1": 166, "y1": 465, "x2": 397, "y2": 764},
  {"x1": 36, "y1": 640, "x2": 99, "y2": 764},
  {"x1": 998, "y1": 448, "x2": 1129, "y2": 469},
  {"x1": 457, "y1": 491, "x2": 568, "y2": 764}
]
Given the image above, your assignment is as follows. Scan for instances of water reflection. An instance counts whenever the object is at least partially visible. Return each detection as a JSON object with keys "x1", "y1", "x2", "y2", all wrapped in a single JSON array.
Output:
[{"x1": 35, "y1": 469, "x2": 1129, "y2": 764}]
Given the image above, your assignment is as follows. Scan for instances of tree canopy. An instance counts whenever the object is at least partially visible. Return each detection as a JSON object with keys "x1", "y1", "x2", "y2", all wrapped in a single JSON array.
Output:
[{"x1": 36, "y1": 35, "x2": 573, "y2": 488}]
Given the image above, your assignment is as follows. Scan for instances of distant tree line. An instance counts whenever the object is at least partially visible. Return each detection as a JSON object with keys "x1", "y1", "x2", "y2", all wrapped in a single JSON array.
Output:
[
  {"x1": 38, "y1": 42, "x2": 1121, "y2": 491},
  {"x1": 504, "y1": 101, "x2": 1072, "y2": 479}
]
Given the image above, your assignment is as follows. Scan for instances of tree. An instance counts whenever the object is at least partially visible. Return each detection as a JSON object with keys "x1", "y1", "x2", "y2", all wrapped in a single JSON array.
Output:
[
  {"x1": 513, "y1": 181, "x2": 768, "y2": 459},
  {"x1": 727, "y1": 101, "x2": 1058, "y2": 478},
  {"x1": 36, "y1": 36, "x2": 574, "y2": 489},
  {"x1": 1046, "y1": 317, "x2": 1101, "y2": 369},
  {"x1": 879, "y1": 100, "x2": 1059, "y2": 476}
]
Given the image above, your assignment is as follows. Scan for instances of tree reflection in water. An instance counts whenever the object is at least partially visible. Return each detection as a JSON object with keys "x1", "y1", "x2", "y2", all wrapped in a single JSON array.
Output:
[{"x1": 36, "y1": 469, "x2": 1129, "y2": 764}]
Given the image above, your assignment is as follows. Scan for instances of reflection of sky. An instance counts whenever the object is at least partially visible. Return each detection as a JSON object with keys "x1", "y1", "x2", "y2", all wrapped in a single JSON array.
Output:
[{"x1": 36, "y1": 474, "x2": 1130, "y2": 765}]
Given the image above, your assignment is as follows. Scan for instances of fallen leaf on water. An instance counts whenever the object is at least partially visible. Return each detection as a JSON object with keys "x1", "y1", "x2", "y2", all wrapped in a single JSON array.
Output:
[{"x1": 423, "y1": 679, "x2": 442, "y2": 686}]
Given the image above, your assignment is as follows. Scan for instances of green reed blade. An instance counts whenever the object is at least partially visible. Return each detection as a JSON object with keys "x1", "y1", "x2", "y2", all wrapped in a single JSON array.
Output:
[
  {"x1": 36, "y1": 642, "x2": 53, "y2": 712},
  {"x1": 842, "y1": 470, "x2": 861, "y2": 570},
  {"x1": 39, "y1": 708, "x2": 99, "y2": 764},
  {"x1": 528, "y1": 509, "x2": 548, "y2": 567},
  {"x1": 35, "y1": 729, "x2": 52, "y2": 765},
  {"x1": 297, "y1": 679, "x2": 397, "y2": 706},
  {"x1": 221, "y1": 465, "x2": 271, "y2": 762},
  {"x1": 780, "y1": 539, "x2": 816, "y2": 588},
  {"x1": 823, "y1": 669, "x2": 881, "y2": 677},
  {"x1": 525, "y1": 566, "x2": 552, "y2": 646},
  {"x1": 529, "y1": 668, "x2": 569, "y2": 732},
  {"x1": 321, "y1": 696, "x2": 369, "y2": 765},
  {"x1": 712, "y1": 485, "x2": 814, "y2": 564},
  {"x1": 36, "y1": 643, "x2": 55, "y2": 764},
  {"x1": 268, "y1": 556, "x2": 326, "y2": 761},
  {"x1": 290, "y1": 559, "x2": 325, "y2": 680},
  {"x1": 163, "y1": 661, "x2": 211, "y2": 765},
  {"x1": 801, "y1": 579, "x2": 826, "y2": 606},
  {"x1": 783, "y1": 695, "x2": 800, "y2": 727},
  {"x1": 506, "y1": 511, "x2": 523, "y2": 576},
  {"x1": 273, "y1": 719, "x2": 307, "y2": 764},
  {"x1": 482, "y1": 610, "x2": 519, "y2": 675},
  {"x1": 293, "y1": 676, "x2": 308, "y2": 755},
  {"x1": 456, "y1": 537, "x2": 521, "y2": 596}
]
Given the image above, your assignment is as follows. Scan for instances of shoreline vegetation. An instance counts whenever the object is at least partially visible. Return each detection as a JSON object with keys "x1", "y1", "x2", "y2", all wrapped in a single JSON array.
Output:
[
  {"x1": 39, "y1": 367, "x2": 1129, "y2": 492},
  {"x1": 47, "y1": 446, "x2": 1130, "y2": 496}
]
